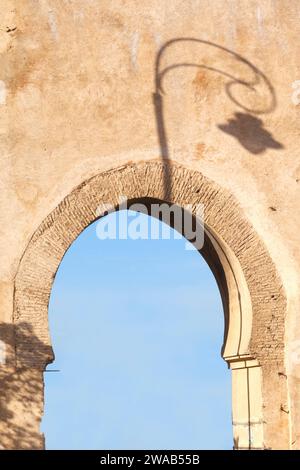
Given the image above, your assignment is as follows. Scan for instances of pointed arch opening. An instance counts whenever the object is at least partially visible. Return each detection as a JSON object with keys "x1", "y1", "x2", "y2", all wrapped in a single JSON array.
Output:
[
  {"x1": 41, "y1": 209, "x2": 233, "y2": 449},
  {"x1": 12, "y1": 161, "x2": 288, "y2": 450}
]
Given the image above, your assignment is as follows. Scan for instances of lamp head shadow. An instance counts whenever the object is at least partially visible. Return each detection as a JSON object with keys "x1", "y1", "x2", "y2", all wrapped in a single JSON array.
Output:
[{"x1": 218, "y1": 112, "x2": 284, "y2": 155}]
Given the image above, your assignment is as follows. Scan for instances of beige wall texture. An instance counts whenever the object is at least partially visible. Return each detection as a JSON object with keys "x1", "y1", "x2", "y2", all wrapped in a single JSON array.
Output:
[{"x1": 0, "y1": 0, "x2": 299, "y2": 449}]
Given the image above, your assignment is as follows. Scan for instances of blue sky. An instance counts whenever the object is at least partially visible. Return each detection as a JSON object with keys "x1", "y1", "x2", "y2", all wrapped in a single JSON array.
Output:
[{"x1": 41, "y1": 211, "x2": 232, "y2": 449}]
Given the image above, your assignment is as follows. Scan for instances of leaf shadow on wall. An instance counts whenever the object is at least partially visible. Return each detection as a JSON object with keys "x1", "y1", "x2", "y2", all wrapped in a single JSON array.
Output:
[{"x1": 0, "y1": 322, "x2": 52, "y2": 450}]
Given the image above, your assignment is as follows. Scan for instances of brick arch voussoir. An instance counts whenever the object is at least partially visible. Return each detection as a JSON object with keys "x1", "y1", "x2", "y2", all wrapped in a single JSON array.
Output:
[{"x1": 14, "y1": 161, "x2": 286, "y2": 371}]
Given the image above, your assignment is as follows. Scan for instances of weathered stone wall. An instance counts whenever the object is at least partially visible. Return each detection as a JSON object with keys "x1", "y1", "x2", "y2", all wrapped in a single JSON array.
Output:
[{"x1": 0, "y1": 0, "x2": 299, "y2": 449}]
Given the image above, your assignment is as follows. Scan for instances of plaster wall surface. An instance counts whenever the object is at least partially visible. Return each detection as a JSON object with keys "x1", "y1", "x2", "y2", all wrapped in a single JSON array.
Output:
[{"x1": 0, "y1": 0, "x2": 299, "y2": 449}]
